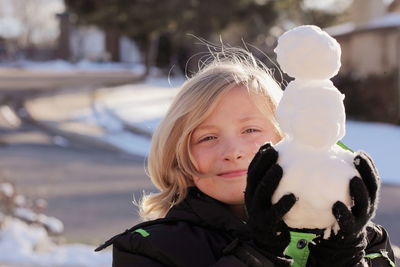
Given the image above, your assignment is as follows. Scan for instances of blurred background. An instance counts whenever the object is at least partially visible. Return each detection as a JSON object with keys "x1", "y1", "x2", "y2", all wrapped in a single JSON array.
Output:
[{"x1": 0, "y1": 0, "x2": 399, "y2": 266}]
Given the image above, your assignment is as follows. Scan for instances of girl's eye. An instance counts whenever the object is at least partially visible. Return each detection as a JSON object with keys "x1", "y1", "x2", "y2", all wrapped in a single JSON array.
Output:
[
  {"x1": 244, "y1": 128, "x2": 259, "y2": 134},
  {"x1": 198, "y1": 136, "x2": 216, "y2": 143}
]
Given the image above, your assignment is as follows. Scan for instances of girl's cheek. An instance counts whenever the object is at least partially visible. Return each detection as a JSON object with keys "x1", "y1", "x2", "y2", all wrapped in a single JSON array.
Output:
[
  {"x1": 252, "y1": 136, "x2": 269, "y2": 150},
  {"x1": 199, "y1": 145, "x2": 216, "y2": 155},
  {"x1": 195, "y1": 146, "x2": 216, "y2": 165}
]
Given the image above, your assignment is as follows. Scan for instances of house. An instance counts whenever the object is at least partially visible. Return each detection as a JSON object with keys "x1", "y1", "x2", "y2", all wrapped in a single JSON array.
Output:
[
  {"x1": 56, "y1": 12, "x2": 140, "y2": 63},
  {"x1": 325, "y1": 0, "x2": 400, "y2": 124}
]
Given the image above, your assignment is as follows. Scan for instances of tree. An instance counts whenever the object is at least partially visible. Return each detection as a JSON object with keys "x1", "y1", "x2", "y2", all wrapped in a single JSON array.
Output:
[
  {"x1": 275, "y1": 0, "x2": 351, "y2": 28},
  {"x1": 0, "y1": 0, "x2": 64, "y2": 48},
  {"x1": 64, "y1": 0, "x2": 348, "y2": 75},
  {"x1": 64, "y1": 0, "x2": 280, "y2": 74}
]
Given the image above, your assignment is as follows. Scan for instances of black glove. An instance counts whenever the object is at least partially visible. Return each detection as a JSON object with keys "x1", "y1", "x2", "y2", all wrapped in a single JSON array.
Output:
[
  {"x1": 308, "y1": 151, "x2": 381, "y2": 267},
  {"x1": 245, "y1": 143, "x2": 296, "y2": 267}
]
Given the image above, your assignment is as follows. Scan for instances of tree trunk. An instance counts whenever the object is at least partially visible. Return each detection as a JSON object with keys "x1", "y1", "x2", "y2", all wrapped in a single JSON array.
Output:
[
  {"x1": 56, "y1": 12, "x2": 71, "y2": 60},
  {"x1": 144, "y1": 33, "x2": 160, "y2": 77},
  {"x1": 105, "y1": 28, "x2": 120, "y2": 62}
]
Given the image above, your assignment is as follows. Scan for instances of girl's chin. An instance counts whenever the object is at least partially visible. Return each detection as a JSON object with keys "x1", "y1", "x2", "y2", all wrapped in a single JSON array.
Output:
[
  {"x1": 219, "y1": 193, "x2": 245, "y2": 205},
  {"x1": 227, "y1": 200, "x2": 245, "y2": 206}
]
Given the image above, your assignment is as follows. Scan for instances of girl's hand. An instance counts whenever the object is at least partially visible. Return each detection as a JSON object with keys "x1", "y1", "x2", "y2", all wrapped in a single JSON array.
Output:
[
  {"x1": 245, "y1": 143, "x2": 297, "y2": 258},
  {"x1": 308, "y1": 151, "x2": 381, "y2": 266}
]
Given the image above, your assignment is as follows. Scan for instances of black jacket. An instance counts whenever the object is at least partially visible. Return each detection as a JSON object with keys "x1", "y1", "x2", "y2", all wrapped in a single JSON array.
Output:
[{"x1": 96, "y1": 187, "x2": 395, "y2": 267}]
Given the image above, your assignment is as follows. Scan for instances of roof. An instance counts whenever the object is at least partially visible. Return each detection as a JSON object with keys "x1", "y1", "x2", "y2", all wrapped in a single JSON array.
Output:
[{"x1": 325, "y1": 12, "x2": 400, "y2": 37}]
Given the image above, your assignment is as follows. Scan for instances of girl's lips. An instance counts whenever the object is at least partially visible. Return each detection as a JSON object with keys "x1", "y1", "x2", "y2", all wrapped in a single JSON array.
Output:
[{"x1": 217, "y1": 169, "x2": 248, "y2": 178}]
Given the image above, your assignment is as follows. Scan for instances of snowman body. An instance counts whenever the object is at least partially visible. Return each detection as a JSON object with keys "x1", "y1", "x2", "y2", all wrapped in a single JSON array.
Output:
[
  {"x1": 273, "y1": 140, "x2": 356, "y2": 236},
  {"x1": 271, "y1": 25, "x2": 360, "y2": 238}
]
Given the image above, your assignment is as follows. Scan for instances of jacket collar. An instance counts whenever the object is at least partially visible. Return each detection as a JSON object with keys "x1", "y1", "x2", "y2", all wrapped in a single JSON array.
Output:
[{"x1": 166, "y1": 187, "x2": 250, "y2": 240}]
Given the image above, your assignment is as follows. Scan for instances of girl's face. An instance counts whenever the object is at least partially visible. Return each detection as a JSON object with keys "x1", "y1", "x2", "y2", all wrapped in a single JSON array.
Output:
[{"x1": 190, "y1": 85, "x2": 280, "y2": 207}]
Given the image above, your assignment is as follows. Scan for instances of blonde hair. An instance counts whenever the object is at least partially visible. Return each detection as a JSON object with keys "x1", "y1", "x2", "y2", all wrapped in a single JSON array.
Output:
[{"x1": 139, "y1": 47, "x2": 284, "y2": 220}]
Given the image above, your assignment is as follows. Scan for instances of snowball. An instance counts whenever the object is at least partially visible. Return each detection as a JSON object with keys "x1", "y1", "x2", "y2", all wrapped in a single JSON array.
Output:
[
  {"x1": 0, "y1": 182, "x2": 14, "y2": 197},
  {"x1": 272, "y1": 140, "x2": 357, "y2": 238},
  {"x1": 274, "y1": 25, "x2": 341, "y2": 80},
  {"x1": 14, "y1": 207, "x2": 64, "y2": 235},
  {"x1": 14, "y1": 194, "x2": 26, "y2": 207},
  {"x1": 37, "y1": 214, "x2": 64, "y2": 235},
  {"x1": 276, "y1": 79, "x2": 346, "y2": 149},
  {"x1": 0, "y1": 216, "x2": 111, "y2": 266},
  {"x1": 271, "y1": 25, "x2": 355, "y2": 238},
  {"x1": 14, "y1": 207, "x2": 37, "y2": 222}
]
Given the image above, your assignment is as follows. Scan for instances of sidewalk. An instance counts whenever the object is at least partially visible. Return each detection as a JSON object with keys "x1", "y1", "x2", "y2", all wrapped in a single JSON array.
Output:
[
  {"x1": 19, "y1": 77, "x2": 180, "y2": 156},
  {"x1": 0, "y1": 67, "x2": 142, "y2": 92}
]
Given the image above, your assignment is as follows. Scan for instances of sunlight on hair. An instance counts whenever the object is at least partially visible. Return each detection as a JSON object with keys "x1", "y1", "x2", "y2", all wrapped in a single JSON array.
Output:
[{"x1": 139, "y1": 40, "x2": 285, "y2": 220}]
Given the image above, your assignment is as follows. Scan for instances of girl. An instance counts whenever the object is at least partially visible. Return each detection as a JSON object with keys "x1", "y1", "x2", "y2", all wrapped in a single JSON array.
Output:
[{"x1": 96, "y1": 48, "x2": 395, "y2": 266}]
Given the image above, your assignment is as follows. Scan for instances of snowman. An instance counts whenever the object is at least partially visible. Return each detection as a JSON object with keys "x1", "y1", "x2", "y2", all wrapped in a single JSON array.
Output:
[{"x1": 271, "y1": 25, "x2": 360, "y2": 239}]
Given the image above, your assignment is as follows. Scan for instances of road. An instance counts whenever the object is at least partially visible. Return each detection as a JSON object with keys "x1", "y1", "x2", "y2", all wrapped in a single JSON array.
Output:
[
  {"x1": 0, "y1": 68, "x2": 141, "y2": 92},
  {"x1": 0, "y1": 141, "x2": 154, "y2": 245}
]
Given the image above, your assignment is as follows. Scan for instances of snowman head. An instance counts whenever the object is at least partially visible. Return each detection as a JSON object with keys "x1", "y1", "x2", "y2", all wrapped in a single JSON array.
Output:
[
  {"x1": 274, "y1": 25, "x2": 346, "y2": 149},
  {"x1": 274, "y1": 25, "x2": 341, "y2": 81}
]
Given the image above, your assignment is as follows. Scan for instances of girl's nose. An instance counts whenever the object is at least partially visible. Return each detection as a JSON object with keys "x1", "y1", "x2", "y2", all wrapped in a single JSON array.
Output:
[
  {"x1": 223, "y1": 141, "x2": 244, "y2": 161},
  {"x1": 224, "y1": 152, "x2": 243, "y2": 161}
]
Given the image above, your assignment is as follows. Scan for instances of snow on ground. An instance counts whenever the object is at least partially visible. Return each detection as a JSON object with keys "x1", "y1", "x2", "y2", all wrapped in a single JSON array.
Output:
[
  {"x1": 71, "y1": 76, "x2": 184, "y2": 156},
  {"x1": 324, "y1": 12, "x2": 400, "y2": 37},
  {"x1": 343, "y1": 121, "x2": 400, "y2": 185},
  {"x1": 0, "y1": 216, "x2": 111, "y2": 267},
  {"x1": 0, "y1": 59, "x2": 144, "y2": 73}
]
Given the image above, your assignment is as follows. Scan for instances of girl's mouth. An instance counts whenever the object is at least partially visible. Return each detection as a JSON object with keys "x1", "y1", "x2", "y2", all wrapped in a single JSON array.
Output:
[{"x1": 217, "y1": 169, "x2": 247, "y2": 178}]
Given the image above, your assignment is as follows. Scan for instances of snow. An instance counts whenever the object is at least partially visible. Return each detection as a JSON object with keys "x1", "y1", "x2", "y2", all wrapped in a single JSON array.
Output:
[
  {"x1": 273, "y1": 80, "x2": 355, "y2": 237},
  {"x1": 325, "y1": 13, "x2": 400, "y2": 37},
  {"x1": 71, "y1": 77, "x2": 183, "y2": 156},
  {"x1": 343, "y1": 121, "x2": 400, "y2": 185},
  {"x1": 0, "y1": 182, "x2": 14, "y2": 197},
  {"x1": 0, "y1": 59, "x2": 144, "y2": 73},
  {"x1": 0, "y1": 0, "x2": 64, "y2": 44},
  {"x1": 13, "y1": 194, "x2": 26, "y2": 206},
  {"x1": 0, "y1": 216, "x2": 111, "y2": 267},
  {"x1": 93, "y1": 80, "x2": 181, "y2": 128},
  {"x1": 365, "y1": 12, "x2": 400, "y2": 30},
  {"x1": 0, "y1": 17, "x2": 22, "y2": 39},
  {"x1": 276, "y1": 80, "x2": 346, "y2": 148},
  {"x1": 14, "y1": 208, "x2": 64, "y2": 235},
  {"x1": 272, "y1": 25, "x2": 356, "y2": 235},
  {"x1": 324, "y1": 22, "x2": 355, "y2": 37},
  {"x1": 274, "y1": 25, "x2": 341, "y2": 80},
  {"x1": 273, "y1": 141, "x2": 356, "y2": 237}
]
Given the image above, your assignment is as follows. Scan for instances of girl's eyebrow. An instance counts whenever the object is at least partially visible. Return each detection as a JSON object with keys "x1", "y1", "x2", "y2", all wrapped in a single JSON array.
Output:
[
  {"x1": 196, "y1": 116, "x2": 261, "y2": 131},
  {"x1": 238, "y1": 116, "x2": 260, "y2": 123},
  {"x1": 196, "y1": 124, "x2": 217, "y2": 131}
]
